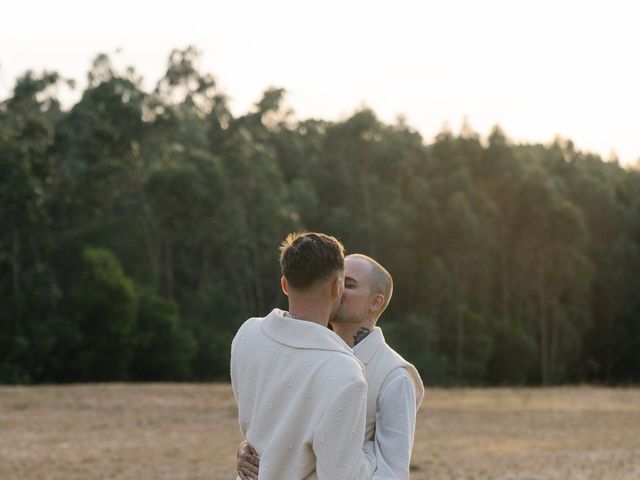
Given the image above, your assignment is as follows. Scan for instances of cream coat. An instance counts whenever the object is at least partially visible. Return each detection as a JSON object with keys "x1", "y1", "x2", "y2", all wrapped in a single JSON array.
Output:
[
  {"x1": 231, "y1": 309, "x2": 376, "y2": 480},
  {"x1": 355, "y1": 327, "x2": 424, "y2": 442},
  {"x1": 354, "y1": 327, "x2": 425, "y2": 479}
]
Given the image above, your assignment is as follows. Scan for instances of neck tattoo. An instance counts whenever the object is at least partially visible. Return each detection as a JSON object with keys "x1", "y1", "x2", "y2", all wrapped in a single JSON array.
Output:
[{"x1": 353, "y1": 327, "x2": 371, "y2": 346}]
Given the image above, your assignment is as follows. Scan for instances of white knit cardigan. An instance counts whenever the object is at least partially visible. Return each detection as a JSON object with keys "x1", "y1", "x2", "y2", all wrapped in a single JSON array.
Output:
[{"x1": 231, "y1": 309, "x2": 376, "y2": 480}]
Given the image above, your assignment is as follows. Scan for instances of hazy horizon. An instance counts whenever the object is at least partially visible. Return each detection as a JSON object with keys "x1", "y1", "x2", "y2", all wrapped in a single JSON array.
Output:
[{"x1": 3, "y1": 0, "x2": 639, "y2": 165}]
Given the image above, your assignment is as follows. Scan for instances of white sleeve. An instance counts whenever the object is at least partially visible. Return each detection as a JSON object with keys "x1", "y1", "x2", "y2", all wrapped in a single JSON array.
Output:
[
  {"x1": 372, "y1": 368, "x2": 417, "y2": 480},
  {"x1": 230, "y1": 334, "x2": 239, "y2": 403},
  {"x1": 314, "y1": 378, "x2": 376, "y2": 480}
]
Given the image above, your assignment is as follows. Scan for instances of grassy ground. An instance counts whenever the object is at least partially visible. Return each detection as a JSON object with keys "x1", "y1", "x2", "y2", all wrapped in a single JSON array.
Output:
[{"x1": 1, "y1": 384, "x2": 639, "y2": 479}]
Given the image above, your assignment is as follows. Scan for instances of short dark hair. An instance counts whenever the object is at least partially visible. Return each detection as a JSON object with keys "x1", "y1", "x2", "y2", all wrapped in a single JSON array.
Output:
[{"x1": 279, "y1": 232, "x2": 345, "y2": 289}]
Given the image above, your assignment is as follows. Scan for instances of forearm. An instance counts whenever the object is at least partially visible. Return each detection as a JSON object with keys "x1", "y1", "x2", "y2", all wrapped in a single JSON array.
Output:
[{"x1": 372, "y1": 370, "x2": 418, "y2": 479}]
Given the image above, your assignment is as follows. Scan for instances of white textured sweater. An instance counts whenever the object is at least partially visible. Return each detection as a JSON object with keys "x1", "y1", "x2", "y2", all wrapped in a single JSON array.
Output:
[{"x1": 231, "y1": 309, "x2": 376, "y2": 480}]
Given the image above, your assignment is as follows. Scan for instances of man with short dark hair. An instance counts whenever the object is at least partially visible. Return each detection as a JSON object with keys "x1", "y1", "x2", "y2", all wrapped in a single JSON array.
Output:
[{"x1": 230, "y1": 233, "x2": 376, "y2": 480}]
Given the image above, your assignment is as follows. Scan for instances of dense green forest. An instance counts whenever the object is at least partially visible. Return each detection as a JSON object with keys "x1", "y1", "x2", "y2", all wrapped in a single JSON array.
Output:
[{"x1": 1, "y1": 47, "x2": 639, "y2": 385}]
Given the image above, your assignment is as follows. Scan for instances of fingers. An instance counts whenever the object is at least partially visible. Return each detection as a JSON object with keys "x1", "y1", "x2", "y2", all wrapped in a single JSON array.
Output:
[
  {"x1": 238, "y1": 466, "x2": 258, "y2": 480},
  {"x1": 238, "y1": 440, "x2": 251, "y2": 458},
  {"x1": 240, "y1": 446, "x2": 260, "y2": 468},
  {"x1": 237, "y1": 440, "x2": 260, "y2": 479},
  {"x1": 248, "y1": 452, "x2": 260, "y2": 468},
  {"x1": 243, "y1": 441, "x2": 259, "y2": 460},
  {"x1": 239, "y1": 454, "x2": 259, "y2": 475}
]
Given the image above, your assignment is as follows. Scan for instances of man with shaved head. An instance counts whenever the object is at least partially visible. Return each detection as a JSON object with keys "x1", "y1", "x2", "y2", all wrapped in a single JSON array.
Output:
[{"x1": 238, "y1": 253, "x2": 424, "y2": 480}]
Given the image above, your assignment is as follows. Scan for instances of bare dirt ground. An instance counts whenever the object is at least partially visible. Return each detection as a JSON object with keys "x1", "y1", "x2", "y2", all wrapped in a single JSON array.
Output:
[{"x1": 1, "y1": 384, "x2": 639, "y2": 480}]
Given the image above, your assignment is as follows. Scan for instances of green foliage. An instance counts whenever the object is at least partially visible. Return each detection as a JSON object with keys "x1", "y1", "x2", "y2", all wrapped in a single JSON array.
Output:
[
  {"x1": 188, "y1": 286, "x2": 244, "y2": 381},
  {"x1": 1, "y1": 47, "x2": 639, "y2": 384},
  {"x1": 70, "y1": 247, "x2": 137, "y2": 380},
  {"x1": 130, "y1": 291, "x2": 196, "y2": 381},
  {"x1": 486, "y1": 319, "x2": 537, "y2": 384},
  {"x1": 385, "y1": 314, "x2": 453, "y2": 385}
]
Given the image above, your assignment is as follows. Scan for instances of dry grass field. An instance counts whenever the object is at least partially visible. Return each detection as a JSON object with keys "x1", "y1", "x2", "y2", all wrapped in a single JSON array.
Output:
[{"x1": 1, "y1": 384, "x2": 639, "y2": 480}]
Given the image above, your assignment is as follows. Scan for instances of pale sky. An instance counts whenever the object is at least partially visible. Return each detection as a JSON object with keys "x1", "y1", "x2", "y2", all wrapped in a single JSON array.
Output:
[{"x1": 2, "y1": 0, "x2": 639, "y2": 166}]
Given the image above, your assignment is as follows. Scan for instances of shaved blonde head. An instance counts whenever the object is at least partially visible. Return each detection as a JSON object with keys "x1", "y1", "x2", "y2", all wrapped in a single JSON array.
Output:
[{"x1": 347, "y1": 254, "x2": 393, "y2": 313}]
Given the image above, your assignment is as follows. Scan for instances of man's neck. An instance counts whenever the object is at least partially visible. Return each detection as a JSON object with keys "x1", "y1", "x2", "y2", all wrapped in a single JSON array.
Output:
[
  {"x1": 287, "y1": 300, "x2": 331, "y2": 328},
  {"x1": 331, "y1": 320, "x2": 375, "y2": 348}
]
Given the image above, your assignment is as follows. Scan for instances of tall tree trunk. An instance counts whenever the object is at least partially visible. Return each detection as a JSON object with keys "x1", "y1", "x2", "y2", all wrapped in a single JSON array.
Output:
[
  {"x1": 249, "y1": 242, "x2": 265, "y2": 314},
  {"x1": 455, "y1": 259, "x2": 464, "y2": 385},
  {"x1": 359, "y1": 176, "x2": 376, "y2": 256},
  {"x1": 134, "y1": 165, "x2": 160, "y2": 286},
  {"x1": 605, "y1": 314, "x2": 613, "y2": 383},
  {"x1": 222, "y1": 251, "x2": 253, "y2": 318},
  {"x1": 500, "y1": 250, "x2": 510, "y2": 323},
  {"x1": 12, "y1": 228, "x2": 21, "y2": 299},
  {"x1": 164, "y1": 239, "x2": 174, "y2": 299},
  {"x1": 550, "y1": 304, "x2": 561, "y2": 384},
  {"x1": 537, "y1": 261, "x2": 549, "y2": 385},
  {"x1": 139, "y1": 200, "x2": 160, "y2": 285},
  {"x1": 199, "y1": 243, "x2": 211, "y2": 290}
]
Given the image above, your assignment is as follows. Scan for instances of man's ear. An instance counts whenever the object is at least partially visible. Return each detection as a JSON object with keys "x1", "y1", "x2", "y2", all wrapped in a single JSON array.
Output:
[
  {"x1": 370, "y1": 293, "x2": 385, "y2": 312},
  {"x1": 330, "y1": 275, "x2": 341, "y2": 298},
  {"x1": 281, "y1": 276, "x2": 289, "y2": 296}
]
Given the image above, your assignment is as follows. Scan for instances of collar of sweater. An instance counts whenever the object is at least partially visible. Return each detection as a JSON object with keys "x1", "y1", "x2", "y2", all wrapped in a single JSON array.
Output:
[{"x1": 261, "y1": 308, "x2": 354, "y2": 355}]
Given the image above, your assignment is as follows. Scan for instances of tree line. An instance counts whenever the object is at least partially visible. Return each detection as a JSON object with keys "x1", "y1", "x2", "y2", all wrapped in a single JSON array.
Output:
[{"x1": 1, "y1": 47, "x2": 639, "y2": 385}]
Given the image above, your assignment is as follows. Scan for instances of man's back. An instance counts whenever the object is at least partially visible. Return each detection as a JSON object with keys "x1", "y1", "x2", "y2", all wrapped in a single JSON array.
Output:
[{"x1": 231, "y1": 309, "x2": 374, "y2": 480}]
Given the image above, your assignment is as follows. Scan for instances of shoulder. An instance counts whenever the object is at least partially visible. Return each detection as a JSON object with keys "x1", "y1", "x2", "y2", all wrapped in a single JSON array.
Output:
[
  {"x1": 231, "y1": 317, "x2": 262, "y2": 347},
  {"x1": 235, "y1": 316, "x2": 261, "y2": 335},
  {"x1": 377, "y1": 367, "x2": 417, "y2": 410},
  {"x1": 375, "y1": 341, "x2": 425, "y2": 407},
  {"x1": 381, "y1": 367, "x2": 414, "y2": 392},
  {"x1": 378, "y1": 341, "x2": 409, "y2": 364},
  {"x1": 321, "y1": 350, "x2": 367, "y2": 388},
  {"x1": 239, "y1": 316, "x2": 262, "y2": 332}
]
